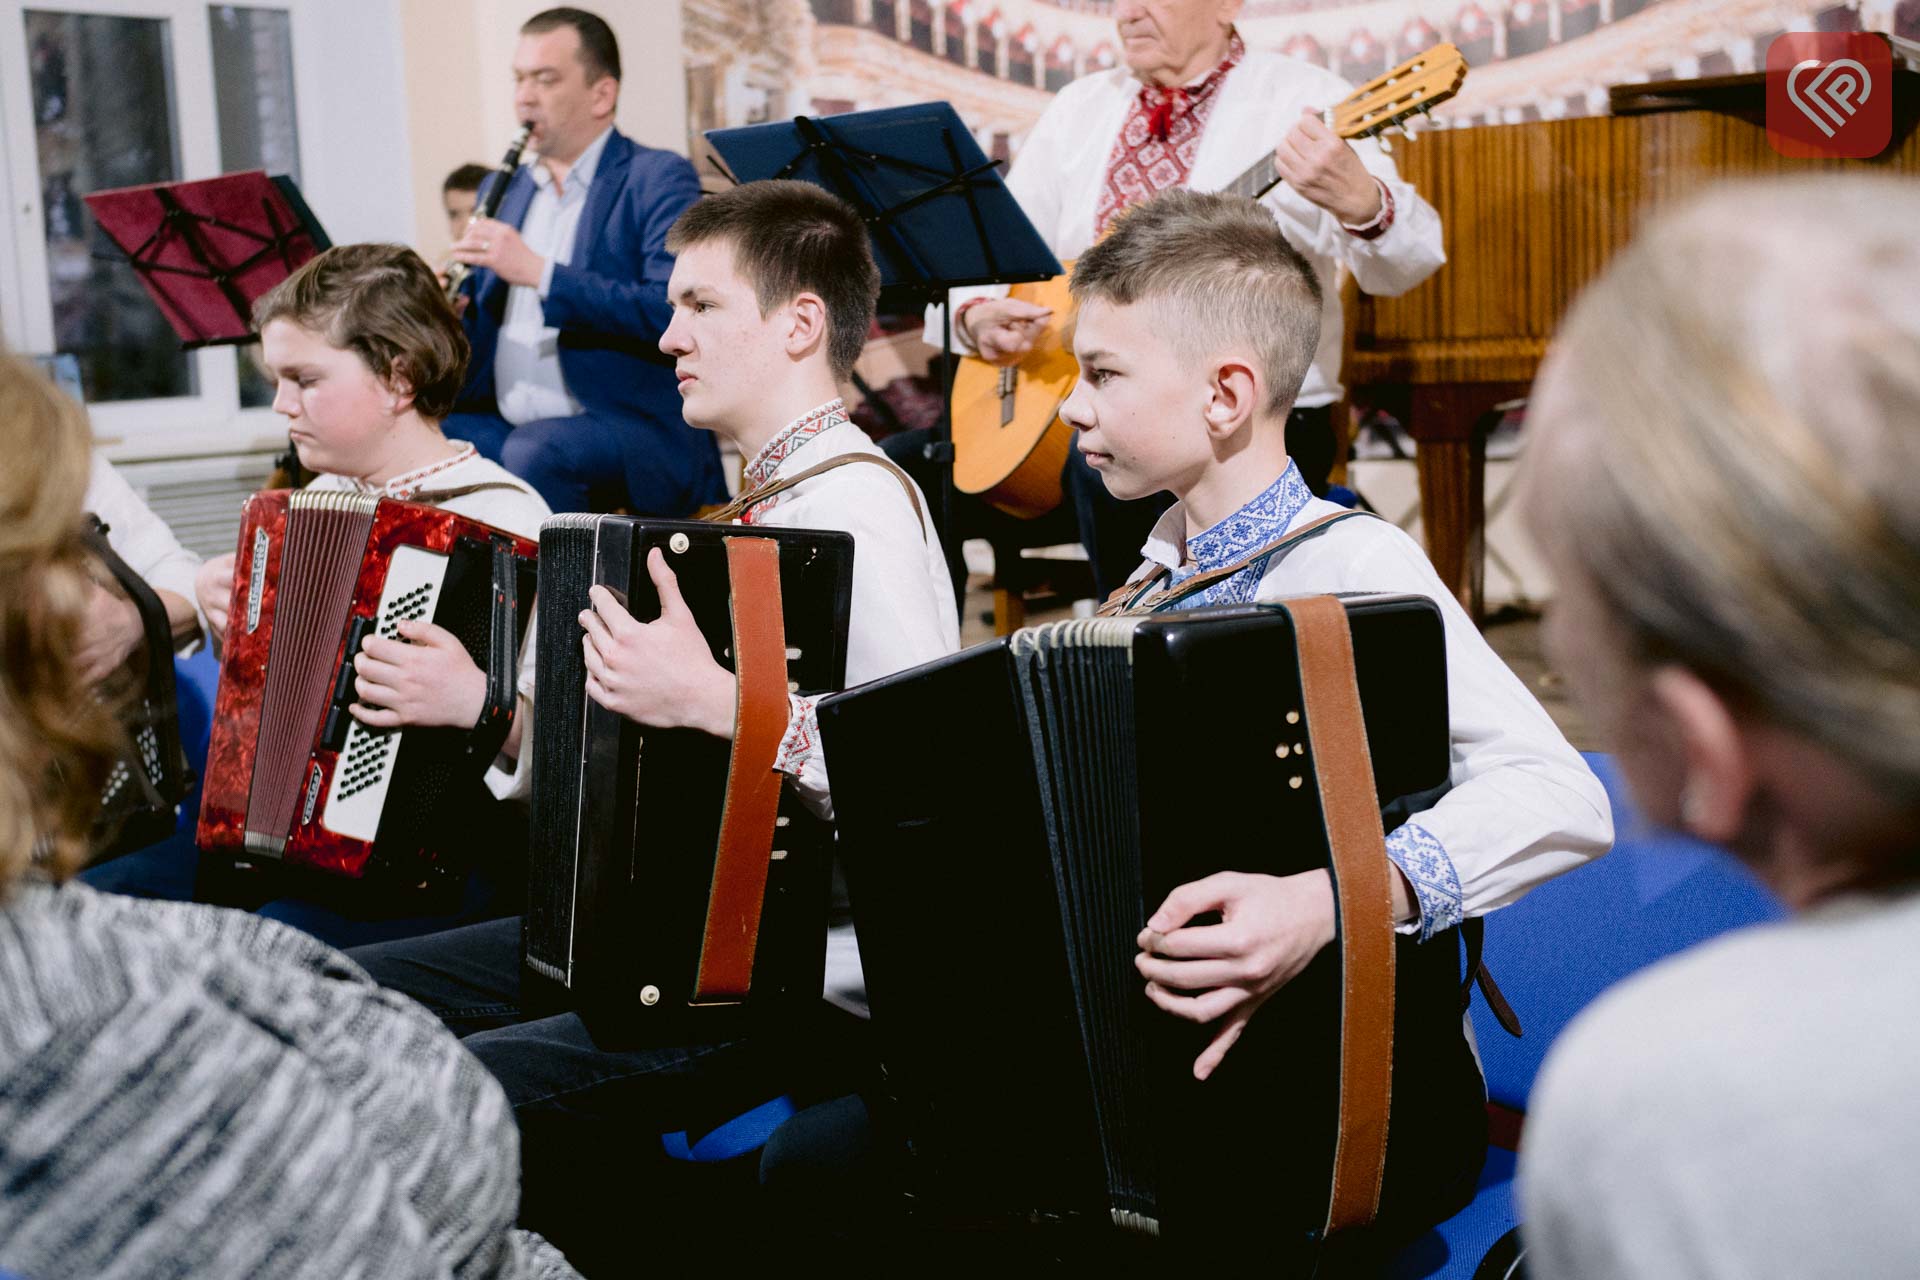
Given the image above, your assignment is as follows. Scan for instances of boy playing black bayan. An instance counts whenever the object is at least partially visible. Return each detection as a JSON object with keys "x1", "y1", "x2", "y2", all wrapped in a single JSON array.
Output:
[
  {"x1": 760, "y1": 189, "x2": 1613, "y2": 1255},
  {"x1": 1064, "y1": 191, "x2": 1609, "y2": 1080},
  {"x1": 350, "y1": 180, "x2": 959, "y2": 1272}
]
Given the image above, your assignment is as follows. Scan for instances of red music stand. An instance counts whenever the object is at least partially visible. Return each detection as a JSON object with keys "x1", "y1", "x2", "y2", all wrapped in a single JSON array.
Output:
[{"x1": 83, "y1": 171, "x2": 330, "y2": 349}]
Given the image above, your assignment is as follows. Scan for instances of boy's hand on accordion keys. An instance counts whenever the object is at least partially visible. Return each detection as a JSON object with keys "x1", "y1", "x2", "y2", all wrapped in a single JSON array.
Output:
[
  {"x1": 196, "y1": 552, "x2": 236, "y2": 649},
  {"x1": 349, "y1": 621, "x2": 487, "y2": 730},
  {"x1": 1135, "y1": 869, "x2": 1338, "y2": 1081},
  {"x1": 578, "y1": 550, "x2": 736, "y2": 739}
]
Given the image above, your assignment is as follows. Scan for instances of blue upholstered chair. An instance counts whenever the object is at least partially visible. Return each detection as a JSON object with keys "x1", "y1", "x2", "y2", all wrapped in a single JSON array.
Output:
[
  {"x1": 172, "y1": 647, "x2": 221, "y2": 834},
  {"x1": 1387, "y1": 753, "x2": 1784, "y2": 1277},
  {"x1": 660, "y1": 1095, "x2": 798, "y2": 1164}
]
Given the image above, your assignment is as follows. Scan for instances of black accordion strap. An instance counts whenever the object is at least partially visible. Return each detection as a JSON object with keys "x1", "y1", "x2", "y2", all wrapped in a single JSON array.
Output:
[
  {"x1": 693, "y1": 535, "x2": 791, "y2": 1003},
  {"x1": 1281, "y1": 595, "x2": 1396, "y2": 1237},
  {"x1": 80, "y1": 514, "x2": 190, "y2": 808},
  {"x1": 466, "y1": 532, "x2": 524, "y2": 766},
  {"x1": 702, "y1": 452, "x2": 927, "y2": 538},
  {"x1": 1096, "y1": 510, "x2": 1373, "y2": 617}
]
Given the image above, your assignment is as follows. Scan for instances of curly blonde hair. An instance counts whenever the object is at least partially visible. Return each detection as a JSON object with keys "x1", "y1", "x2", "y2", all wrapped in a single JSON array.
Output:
[{"x1": 0, "y1": 355, "x2": 123, "y2": 893}]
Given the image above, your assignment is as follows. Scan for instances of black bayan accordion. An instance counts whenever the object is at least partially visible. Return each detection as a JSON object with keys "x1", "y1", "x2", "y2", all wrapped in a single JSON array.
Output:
[
  {"x1": 819, "y1": 596, "x2": 1488, "y2": 1262},
  {"x1": 197, "y1": 489, "x2": 537, "y2": 882},
  {"x1": 82, "y1": 514, "x2": 193, "y2": 860},
  {"x1": 524, "y1": 515, "x2": 855, "y2": 1045}
]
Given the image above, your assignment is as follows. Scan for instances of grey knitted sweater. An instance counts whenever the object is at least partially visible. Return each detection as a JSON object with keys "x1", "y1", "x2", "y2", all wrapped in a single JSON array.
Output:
[{"x1": 0, "y1": 881, "x2": 580, "y2": 1279}]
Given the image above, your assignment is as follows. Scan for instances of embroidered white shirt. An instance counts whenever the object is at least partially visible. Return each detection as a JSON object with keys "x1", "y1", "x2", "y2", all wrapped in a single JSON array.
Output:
[
  {"x1": 735, "y1": 399, "x2": 961, "y2": 820},
  {"x1": 493, "y1": 126, "x2": 613, "y2": 426},
  {"x1": 1134, "y1": 463, "x2": 1613, "y2": 939},
  {"x1": 85, "y1": 454, "x2": 206, "y2": 650},
  {"x1": 927, "y1": 49, "x2": 1445, "y2": 407},
  {"x1": 307, "y1": 447, "x2": 552, "y2": 801}
]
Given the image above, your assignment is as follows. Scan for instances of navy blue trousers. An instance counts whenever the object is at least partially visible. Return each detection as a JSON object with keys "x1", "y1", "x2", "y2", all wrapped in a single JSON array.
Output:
[{"x1": 444, "y1": 409, "x2": 727, "y2": 517}]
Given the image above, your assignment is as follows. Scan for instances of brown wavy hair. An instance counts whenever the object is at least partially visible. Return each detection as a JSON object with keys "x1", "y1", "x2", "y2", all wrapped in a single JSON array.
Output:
[
  {"x1": 253, "y1": 243, "x2": 471, "y2": 420},
  {"x1": 0, "y1": 355, "x2": 123, "y2": 894}
]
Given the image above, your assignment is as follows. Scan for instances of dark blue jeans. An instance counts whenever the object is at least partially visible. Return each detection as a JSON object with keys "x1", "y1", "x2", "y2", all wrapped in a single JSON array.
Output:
[
  {"x1": 348, "y1": 918, "x2": 767, "y2": 1117},
  {"x1": 79, "y1": 832, "x2": 513, "y2": 950},
  {"x1": 444, "y1": 409, "x2": 727, "y2": 517},
  {"x1": 348, "y1": 917, "x2": 801, "y2": 1271}
]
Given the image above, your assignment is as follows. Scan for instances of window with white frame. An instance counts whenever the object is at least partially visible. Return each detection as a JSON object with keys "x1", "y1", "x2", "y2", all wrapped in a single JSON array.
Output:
[{"x1": 0, "y1": 0, "x2": 412, "y2": 460}]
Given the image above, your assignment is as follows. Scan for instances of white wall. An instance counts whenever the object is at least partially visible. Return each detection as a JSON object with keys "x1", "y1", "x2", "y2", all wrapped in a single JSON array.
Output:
[
  {"x1": 401, "y1": 0, "x2": 688, "y2": 259},
  {"x1": 294, "y1": 0, "x2": 419, "y2": 247}
]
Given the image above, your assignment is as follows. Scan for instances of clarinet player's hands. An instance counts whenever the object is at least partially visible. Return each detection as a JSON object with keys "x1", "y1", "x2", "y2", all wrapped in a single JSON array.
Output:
[
  {"x1": 449, "y1": 217, "x2": 545, "y2": 289},
  {"x1": 579, "y1": 549, "x2": 736, "y2": 739},
  {"x1": 1135, "y1": 869, "x2": 1338, "y2": 1080}
]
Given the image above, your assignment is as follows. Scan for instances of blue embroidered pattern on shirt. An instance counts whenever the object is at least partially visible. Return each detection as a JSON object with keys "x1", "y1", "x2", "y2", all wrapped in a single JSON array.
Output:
[
  {"x1": 1166, "y1": 461, "x2": 1312, "y2": 611},
  {"x1": 1386, "y1": 822, "x2": 1464, "y2": 942}
]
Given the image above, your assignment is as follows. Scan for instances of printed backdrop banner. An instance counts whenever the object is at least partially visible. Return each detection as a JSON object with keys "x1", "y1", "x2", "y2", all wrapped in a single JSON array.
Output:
[{"x1": 685, "y1": 0, "x2": 1912, "y2": 177}]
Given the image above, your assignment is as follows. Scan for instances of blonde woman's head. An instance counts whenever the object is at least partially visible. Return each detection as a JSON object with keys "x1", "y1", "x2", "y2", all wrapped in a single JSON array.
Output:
[
  {"x1": 1522, "y1": 176, "x2": 1920, "y2": 893},
  {"x1": 0, "y1": 355, "x2": 122, "y2": 893}
]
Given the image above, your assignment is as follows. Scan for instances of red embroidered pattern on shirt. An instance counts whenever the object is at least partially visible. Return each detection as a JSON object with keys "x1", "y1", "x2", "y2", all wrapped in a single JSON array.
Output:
[
  {"x1": 1094, "y1": 32, "x2": 1246, "y2": 237},
  {"x1": 737, "y1": 398, "x2": 850, "y2": 525},
  {"x1": 744, "y1": 399, "x2": 849, "y2": 489},
  {"x1": 363, "y1": 442, "x2": 478, "y2": 499},
  {"x1": 774, "y1": 693, "x2": 820, "y2": 777}
]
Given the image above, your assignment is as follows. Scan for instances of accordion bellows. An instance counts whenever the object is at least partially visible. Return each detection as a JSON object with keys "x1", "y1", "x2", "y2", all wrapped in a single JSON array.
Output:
[
  {"x1": 523, "y1": 515, "x2": 854, "y2": 1046},
  {"x1": 198, "y1": 489, "x2": 537, "y2": 881},
  {"x1": 820, "y1": 597, "x2": 1488, "y2": 1257}
]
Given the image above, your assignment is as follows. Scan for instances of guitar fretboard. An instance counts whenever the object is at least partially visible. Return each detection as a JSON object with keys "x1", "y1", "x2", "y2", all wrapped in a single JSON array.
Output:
[{"x1": 1222, "y1": 153, "x2": 1284, "y2": 203}]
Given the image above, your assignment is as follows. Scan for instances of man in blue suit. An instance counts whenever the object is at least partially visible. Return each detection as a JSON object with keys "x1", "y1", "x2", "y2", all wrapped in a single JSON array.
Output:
[{"x1": 444, "y1": 7, "x2": 728, "y2": 517}]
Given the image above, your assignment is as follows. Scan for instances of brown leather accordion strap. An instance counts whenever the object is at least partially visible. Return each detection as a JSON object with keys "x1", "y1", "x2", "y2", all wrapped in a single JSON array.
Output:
[
  {"x1": 1280, "y1": 594, "x2": 1397, "y2": 1237},
  {"x1": 703, "y1": 452, "x2": 927, "y2": 536},
  {"x1": 406, "y1": 480, "x2": 530, "y2": 504},
  {"x1": 1096, "y1": 510, "x2": 1372, "y2": 617},
  {"x1": 692, "y1": 535, "x2": 792, "y2": 1003}
]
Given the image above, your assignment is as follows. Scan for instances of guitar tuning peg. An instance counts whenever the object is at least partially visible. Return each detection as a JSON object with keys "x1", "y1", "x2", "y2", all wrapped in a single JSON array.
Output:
[{"x1": 1378, "y1": 134, "x2": 1393, "y2": 153}]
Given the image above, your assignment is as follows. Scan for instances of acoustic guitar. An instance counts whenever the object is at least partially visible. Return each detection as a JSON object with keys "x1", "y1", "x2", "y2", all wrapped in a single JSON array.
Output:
[{"x1": 950, "y1": 44, "x2": 1469, "y2": 519}]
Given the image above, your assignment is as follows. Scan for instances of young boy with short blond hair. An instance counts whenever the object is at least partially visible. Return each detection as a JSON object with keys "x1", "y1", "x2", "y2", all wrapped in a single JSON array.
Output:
[{"x1": 1063, "y1": 190, "x2": 1609, "y2": 1085}]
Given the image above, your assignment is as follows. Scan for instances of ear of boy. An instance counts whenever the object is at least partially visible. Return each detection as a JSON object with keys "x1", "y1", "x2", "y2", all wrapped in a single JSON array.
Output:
[
  {"x1": 784, "y1": 294, "x2": 828, "y2": 362},
  {"x1": 1203, "y1": 359, "x2": 1262, "y2": 441}
]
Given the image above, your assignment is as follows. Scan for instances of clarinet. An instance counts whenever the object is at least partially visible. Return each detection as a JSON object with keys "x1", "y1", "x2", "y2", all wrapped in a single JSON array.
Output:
[{"x1": 444, "y1": 122, "x2": 534, "y2": 302}]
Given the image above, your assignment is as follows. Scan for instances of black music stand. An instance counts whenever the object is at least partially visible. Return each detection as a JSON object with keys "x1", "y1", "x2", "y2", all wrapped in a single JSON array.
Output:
[
  {"x1": 706, "y1": 103, "x2": 1061, "y2": 550},
  {"x1": 84, "y1": 170, "x2": 331, "y2": 350}
]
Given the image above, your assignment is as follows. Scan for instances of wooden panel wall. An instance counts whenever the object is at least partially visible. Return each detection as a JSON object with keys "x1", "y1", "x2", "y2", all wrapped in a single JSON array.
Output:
[{"x1": 1348, "y1": 86, "x2": 1920, "y2": 388}]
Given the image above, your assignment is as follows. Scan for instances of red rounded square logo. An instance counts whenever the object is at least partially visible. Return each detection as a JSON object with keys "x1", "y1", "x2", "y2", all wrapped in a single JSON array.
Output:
[{"x1": 1767, "y1": 32, "x2": 1893, "y2": 159}]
